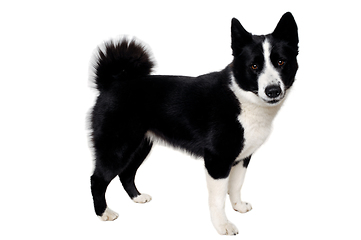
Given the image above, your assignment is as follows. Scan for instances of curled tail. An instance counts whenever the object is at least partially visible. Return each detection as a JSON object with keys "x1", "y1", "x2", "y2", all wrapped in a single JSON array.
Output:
[{"x1": 91, "y1": 38, "x2": 155, "y2": 91}]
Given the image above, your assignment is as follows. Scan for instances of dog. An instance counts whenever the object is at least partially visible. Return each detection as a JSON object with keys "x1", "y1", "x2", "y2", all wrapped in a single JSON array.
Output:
[{"x1": 89, "y1": 12, "x2": 298, "y2": 235}]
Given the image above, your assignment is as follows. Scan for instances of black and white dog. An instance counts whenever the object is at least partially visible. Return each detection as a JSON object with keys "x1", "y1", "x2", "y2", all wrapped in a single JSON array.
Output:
[{"x1": 89, "y1": 12, "x2": 298, "y2": 235}]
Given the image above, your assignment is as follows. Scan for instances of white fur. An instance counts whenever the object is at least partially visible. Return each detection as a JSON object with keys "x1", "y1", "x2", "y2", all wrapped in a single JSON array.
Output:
[
  {"x1": 258, "y1": 39, "x2": 286, "y2": 103},
  {"x1": 99, "y1": 207, "x2": 119, "y2": 221},
  {"x1": 205, "y1": 171, "x2": 239, "y2": 235},
  {"x1": 145, "y1": 131, "x2": 167, "y2": 146},
  {"x1": 228, "y1": 161, "x2": 252, "y2": 213},
  {"x1": 132, "y1": 193, "x2": 152, "y2": 203},
  {"x1": 229, "y1": 74, "x2": 284, "y2": 161}
]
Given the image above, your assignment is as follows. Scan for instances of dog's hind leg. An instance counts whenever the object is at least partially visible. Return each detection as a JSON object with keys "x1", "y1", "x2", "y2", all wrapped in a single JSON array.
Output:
[
  {"x1": 119, "y1": 138, "x2": 153, "y2": 203},
  {"x1": 91, "y1": 172, "x2": 118, "y2": 221},
  {"x1": 91, "y1": 131, "x2": 149, "y2": 220}
]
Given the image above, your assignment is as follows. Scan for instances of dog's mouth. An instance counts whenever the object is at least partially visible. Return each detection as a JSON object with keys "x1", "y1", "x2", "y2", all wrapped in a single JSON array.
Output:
[
  {"x1": 263, "y1": 93, "x2": 286, "y2": 105},
  {"x1": 266, "y1": 99, "x2": 280, "y2": 104},
  {"x1": 251, "y1": 90, "x2": 284, "y2": 105}
]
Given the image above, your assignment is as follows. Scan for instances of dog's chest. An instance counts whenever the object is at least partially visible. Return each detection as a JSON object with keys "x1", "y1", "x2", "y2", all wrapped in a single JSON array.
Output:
[{"x1": 236, "y1": 103, "x2": 276, "y2": 160}]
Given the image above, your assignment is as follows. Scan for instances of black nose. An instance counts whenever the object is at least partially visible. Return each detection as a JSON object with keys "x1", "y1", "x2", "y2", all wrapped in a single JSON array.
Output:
[{"x1": 265, "y1": 85, "x2": 282, "y2": 98}]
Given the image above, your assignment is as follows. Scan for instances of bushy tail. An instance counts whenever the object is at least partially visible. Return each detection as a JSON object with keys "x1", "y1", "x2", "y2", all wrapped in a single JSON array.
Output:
[{"x1": 91, "y1": 38, "x2": 154, "y2": 91}]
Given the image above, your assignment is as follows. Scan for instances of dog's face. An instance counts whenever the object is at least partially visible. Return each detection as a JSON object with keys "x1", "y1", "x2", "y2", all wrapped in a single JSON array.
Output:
[{"x1": 231, "y1": 13, "x2": 299, "y2": 106}]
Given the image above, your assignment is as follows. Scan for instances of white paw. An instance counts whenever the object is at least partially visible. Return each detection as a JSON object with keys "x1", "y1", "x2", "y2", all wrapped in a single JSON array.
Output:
[
  {"x1": 233, "y1": 201, "x2": 252, "y2": 213},
  {"x1": 132, "y1": 193, "x2": 152, "y2": 203},
  {"x1": 215, "y1": 221, "x2": 239, "y2": 235},
  {"x1": 99, "y1": 207, "x2": 119, "y2": 221}
]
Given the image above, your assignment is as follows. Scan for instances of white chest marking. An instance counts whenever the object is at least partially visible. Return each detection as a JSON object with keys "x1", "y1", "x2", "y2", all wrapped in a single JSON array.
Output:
[{"x1": 229, "y1": 75, "x2": 283, "y2": 160}]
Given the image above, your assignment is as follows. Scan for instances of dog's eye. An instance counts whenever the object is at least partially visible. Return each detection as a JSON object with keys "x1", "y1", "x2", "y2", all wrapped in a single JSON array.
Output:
[
  {"x1": 251, "y1": 64, "x2": 258, "y2": 70},
  {"x1": 278, "y1": 60, "x2": 285, "y2": 66}
]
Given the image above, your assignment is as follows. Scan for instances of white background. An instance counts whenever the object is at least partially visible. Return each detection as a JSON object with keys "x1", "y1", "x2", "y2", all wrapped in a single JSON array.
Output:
[{"x1": 1, "y1": 1, "x2": 360, "y2": 239}]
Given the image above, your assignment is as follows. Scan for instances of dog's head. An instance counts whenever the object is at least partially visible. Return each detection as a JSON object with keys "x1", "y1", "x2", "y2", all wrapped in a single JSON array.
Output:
[{"x1": 231, "y1": 12, "x2": 299, "y2": 106}]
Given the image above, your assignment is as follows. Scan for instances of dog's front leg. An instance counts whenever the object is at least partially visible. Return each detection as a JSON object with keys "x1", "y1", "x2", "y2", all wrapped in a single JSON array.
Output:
[
  {"x1": 228, "y1": 156, "x2": 252, "y2": 213},
  {"x1": 205, "y1": 171, "x2": 239, "y2": 235}
]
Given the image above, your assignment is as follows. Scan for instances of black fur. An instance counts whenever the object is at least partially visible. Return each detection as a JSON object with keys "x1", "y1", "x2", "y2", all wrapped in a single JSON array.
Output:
[
  {"x1": 93, "y1": 40, "x2": 154, "y2": 91},
  {"x1": 89, "y1": 13, "x2": 299, "y2": 220}
]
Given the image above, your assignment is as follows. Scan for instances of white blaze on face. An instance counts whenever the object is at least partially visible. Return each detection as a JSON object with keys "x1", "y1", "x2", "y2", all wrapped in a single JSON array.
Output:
[{"x1": 257, "y1": 39, "x2": 285, "y2": 103}]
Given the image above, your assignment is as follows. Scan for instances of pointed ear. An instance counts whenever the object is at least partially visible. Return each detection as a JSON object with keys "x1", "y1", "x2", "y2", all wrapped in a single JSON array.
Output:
[
  {"x1": 231, "y1": 18, "x2": 253, "y2": 56},
  {"x1": 272, "y1": 12, "x2": 298, "y2": 46}
]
